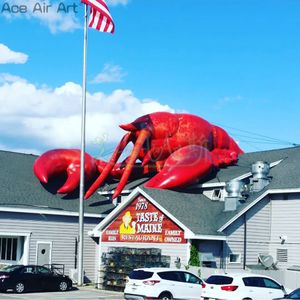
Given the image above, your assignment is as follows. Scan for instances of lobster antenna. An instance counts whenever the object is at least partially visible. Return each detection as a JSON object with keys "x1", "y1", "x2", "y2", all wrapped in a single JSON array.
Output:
[{"x1": 85, "y1": 132, "x2": 133, "y2": 199}]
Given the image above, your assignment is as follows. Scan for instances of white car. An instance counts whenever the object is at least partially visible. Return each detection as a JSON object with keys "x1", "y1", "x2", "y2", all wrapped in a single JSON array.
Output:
[
  {"x1": 201, "y1": 273, "x2": 288, "y2": 300},
  {"x1": 124, "y1": 267, "x2": 203, "y2": 300}
]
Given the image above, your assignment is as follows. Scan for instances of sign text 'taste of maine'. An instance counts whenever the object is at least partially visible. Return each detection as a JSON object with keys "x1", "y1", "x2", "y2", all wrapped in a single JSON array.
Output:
[{"x1": 102, "y1": 195, "x2": 187, "y2": 244}]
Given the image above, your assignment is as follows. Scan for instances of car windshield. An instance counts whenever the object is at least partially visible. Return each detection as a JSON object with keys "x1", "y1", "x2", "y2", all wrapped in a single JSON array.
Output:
[
  {"x1": 289, "y1": 288, "x2": 300, "y2": 299},
  {"x1": 129, "y1": 270, "x2": 154, "y2": 280},
  {"x1": 0, "y1": 265, "x2": 22, "y2": 273},
  {"x1": 206, "y1": 275, "x2": 233, "y2": 285}
]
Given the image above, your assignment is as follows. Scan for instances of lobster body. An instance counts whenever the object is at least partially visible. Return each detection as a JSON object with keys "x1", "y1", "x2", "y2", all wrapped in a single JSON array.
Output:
[{"x1": 33, "y1": 112, "x2": 243, "y2": 199}]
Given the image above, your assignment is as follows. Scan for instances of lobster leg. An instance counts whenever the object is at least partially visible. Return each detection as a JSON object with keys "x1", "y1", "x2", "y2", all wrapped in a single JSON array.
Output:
[
  {"x1": 111, "y1": 129, "x2": 151, "y2": 199},
  {"x1": 85, "y1": 132, "x2": 134, "y2": 199},
  {"x1": 145, "y1": 145, "x2": 214, "y2": 190}
]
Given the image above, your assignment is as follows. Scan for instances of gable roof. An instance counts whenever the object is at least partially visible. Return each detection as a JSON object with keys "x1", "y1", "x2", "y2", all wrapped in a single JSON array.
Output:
[
  {"x1": 100, "y1": 146, "x2": 300, "y2": 237},
  {"x1": 2, "y1": 146, "x2": 300, "y2": 230},
  {"x1": 0, "y1": 150, "x2": 115, "y2": 217}
]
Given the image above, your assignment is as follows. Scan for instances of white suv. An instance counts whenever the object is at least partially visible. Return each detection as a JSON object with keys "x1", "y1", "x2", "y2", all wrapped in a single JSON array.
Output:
[
  {"x1": 124, "y1": 267, "x2": 203, "y2": 300},
  {"x1": 201, "y1": 273, "x2": 288, "y2": 300}
]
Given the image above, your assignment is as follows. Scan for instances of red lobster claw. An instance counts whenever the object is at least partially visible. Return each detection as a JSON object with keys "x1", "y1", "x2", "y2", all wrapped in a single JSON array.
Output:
[
  {"x1": 145, "y1": 145, "x2": 213, "y2": 189},
  {"x1": 33, "y1": 149, "x2": 98, "y2": 194}
]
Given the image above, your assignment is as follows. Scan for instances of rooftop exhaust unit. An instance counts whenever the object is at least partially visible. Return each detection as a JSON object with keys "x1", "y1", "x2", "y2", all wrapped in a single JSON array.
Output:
[
  {"x1": 224, "y1": 180, "x2": 244, "y2": 211},
  {"x1": 250, "y1": 161, "x2": 271, "y2": 192}
]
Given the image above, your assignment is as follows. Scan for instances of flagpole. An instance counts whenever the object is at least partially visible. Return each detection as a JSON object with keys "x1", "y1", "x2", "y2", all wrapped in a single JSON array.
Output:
[{"x1": 78, "y1": 3, "x2": 88, "y2": 287}]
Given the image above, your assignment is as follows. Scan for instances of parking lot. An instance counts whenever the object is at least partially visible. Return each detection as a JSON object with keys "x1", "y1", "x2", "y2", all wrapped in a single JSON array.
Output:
[{"x1": 0, "y1": 287, "x2": 124, "y2": 300}]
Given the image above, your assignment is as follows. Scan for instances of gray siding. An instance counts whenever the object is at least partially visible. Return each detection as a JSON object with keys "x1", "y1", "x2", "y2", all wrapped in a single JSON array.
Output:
[
  {"x1": 245, "y1": 197, "x2": 271, "y2": 265},
  {"x1": 224, "y1": 214, "x2": 245, "y2": 269},
  {"x1": 270, "y1": 193, "x2": 300, "y2": 269},
  {"x1": 0, "y1": 211, "x2": 102, "y2": 282},
  {"x1": 224, "y1": 197, "x2": 271, "y2": 269}
]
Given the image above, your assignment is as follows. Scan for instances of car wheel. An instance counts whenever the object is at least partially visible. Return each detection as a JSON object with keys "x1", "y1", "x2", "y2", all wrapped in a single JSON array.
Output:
[
  {"x1": 58, "y1": 280, "x2": 69, "y2": 291},
  {"x1": 242, "y1": 298, "x2": 253, "y2": 300},
  {"x1": 159, "y1": 292, "x2": 173, "y2": 300},
  {"x1": 14, "y1": 282, "x2": 25, "y2": 293}
]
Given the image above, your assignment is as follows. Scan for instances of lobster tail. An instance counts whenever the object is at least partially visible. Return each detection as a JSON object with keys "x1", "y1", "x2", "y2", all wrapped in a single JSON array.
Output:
[{"x1": 212, "y1": 125, "x2": 243, "y2": 154}]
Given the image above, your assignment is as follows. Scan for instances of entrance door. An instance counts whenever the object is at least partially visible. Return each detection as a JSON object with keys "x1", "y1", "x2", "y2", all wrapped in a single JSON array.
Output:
[{"x1": 36, "y1": 242, "x2": 51, "y2": 266}]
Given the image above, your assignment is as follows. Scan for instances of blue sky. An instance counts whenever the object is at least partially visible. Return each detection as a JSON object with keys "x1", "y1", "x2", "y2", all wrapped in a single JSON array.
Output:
[{"x1": 0, "y1": 0, "x2": 299, "y2": 159}]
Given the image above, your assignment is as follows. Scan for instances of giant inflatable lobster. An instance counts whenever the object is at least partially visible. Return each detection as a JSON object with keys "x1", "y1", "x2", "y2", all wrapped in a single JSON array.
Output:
[{"x1": 33, "y1": 112, "x2": 244, "y2": 199}]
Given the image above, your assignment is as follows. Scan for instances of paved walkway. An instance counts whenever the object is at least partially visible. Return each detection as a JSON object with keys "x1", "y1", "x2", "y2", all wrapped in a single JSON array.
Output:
[{"x1": 0, "y1": 286, "x2": 124, "y2": 300}]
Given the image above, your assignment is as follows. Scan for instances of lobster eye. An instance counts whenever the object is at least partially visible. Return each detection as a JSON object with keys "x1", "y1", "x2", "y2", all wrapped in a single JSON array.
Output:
[{"x1": 139, "y1": 122, "x2": 147, "y2": 129}]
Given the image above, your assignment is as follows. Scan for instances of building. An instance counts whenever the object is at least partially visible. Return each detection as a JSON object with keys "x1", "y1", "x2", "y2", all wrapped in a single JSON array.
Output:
[
  {"x1": 1, "y1": 146, "x2": 300, "y2": 287},
  {"x1": 0, "y1": 150, "x2": 116, "y2": 282},
  {"x1": 88, "y1": 146, "x2": 300, "y2": 288}
]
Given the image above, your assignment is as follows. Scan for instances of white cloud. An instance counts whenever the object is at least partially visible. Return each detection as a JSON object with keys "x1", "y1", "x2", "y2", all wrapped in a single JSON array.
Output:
[
  {"x1": 0, "y1": 0, "x2": 130, "y2": 33},
  {"x1": 213, "y1": 95, "x2": 243, "y2": 110},
  {"x1": 107, "y1": 0, "x2": 130, "y2": 6},
  {"x1": 92, "y1": 64, "x2": 126, "y2": 84},
  {"x1": 1, "y1": 0, "x2": 80, "y2": 33},
  {"x1": 0, "y1": 73, "x2": 173, "y2": 154},
  {"x1": 0, "y1": 44, "x2": 28, "y2": 64}
]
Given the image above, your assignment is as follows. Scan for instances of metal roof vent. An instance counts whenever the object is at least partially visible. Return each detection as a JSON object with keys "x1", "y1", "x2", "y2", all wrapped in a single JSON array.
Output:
[
  {"x1": 224, "y1": 180, "x2": 244, "y2": 211},
  {"x1": 250, "y1": 161, "x2": 271, "y2": 192}
]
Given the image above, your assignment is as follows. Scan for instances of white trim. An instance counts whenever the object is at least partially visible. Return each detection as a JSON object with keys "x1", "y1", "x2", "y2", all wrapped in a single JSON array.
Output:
[
  {"x1": 89, "y1": 187, "x2": 194, "y2": 238},
  {"x1": 188, "y1": 234, "x2": 227, "y2": 241},
  {"x1": 187, "y1": 239, "x2": 192, "y2": 265},
  {"x1": 97, "y1": 190, "x2": 131, "y2": 195},
  {"x1": 0, "y1": 232, "x2": 31, "y2": 237},
  {"x1": 198, "y1": 182, "x2": 226, "y2": 188},
  {"x1": 233, "y1": 159, "x2": 283, "y2": 181},
  {"x1": 218, "y1": 188, "x2": 300, "y2": 232},
  {"x1": 0, "y1": 232, "x2": 31, "y2": 265},
  {"x1": 228, "y1": 253, "x2": 241, "y2": 264},
  {"x1": 23, "y1": 235, "x2": 30, "y2": 265},
  {"x1": 0, "y1": 207, "x2": 106, "y2": 218},
  {"x1": 35, "y1": 241, "x2": 52, "y2": 265}
]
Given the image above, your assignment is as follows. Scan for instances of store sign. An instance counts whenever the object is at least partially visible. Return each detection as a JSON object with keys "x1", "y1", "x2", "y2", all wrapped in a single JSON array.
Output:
[{"x1": 102, "y1": 195, "x2": 187, "y2": 244}]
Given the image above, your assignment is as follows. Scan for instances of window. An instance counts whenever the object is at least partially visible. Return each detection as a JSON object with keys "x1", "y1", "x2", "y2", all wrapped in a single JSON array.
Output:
[
  {"x1": 36, "y1": 266, "x2": 51, "y2": 275},
  {"x1": 0, "y1": 237, "x2": 18, "y2": 262},
  {"x1": 0, "y1": 265, "x2": 22, "y2": 273},
  {"x1": 263, "y1": 278, "x2": 282, "y2": 289},
  {"x1": 21, "y1": 266, "x2": 35, "y2": 274},
  {"x1": 158, "y1": 271, "x2": 184, "y2": 282},
  {"x1": 243, "y1": 276, "x2": 282, "y2": 289},
  {"x1": 289, "y1": 288, "x2": 300, "y2": 299},
  {"x1": 243, "y1": 277, "x2": 265, "y2": 288},
  {"x1": 206, "y1": 275, "x2": 233, "y2": 285},
  {"x1": 212, "y1": 189, "x2": 222, "y2": 200},
  {"x1": 183, "y1": 272, "x2": 202, "y2": 284},
  {"x1": 129, "y1": 270, "x2": 154, "y2": 280},
  {"x1": 229, "y1": 253, "x2": 241, "y2": 264}
]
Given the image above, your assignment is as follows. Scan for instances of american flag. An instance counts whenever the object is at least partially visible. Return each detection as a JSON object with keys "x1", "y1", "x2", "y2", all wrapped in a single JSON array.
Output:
[{"x1": 81, "y1": 0, "x2": 115, "y2": 33}]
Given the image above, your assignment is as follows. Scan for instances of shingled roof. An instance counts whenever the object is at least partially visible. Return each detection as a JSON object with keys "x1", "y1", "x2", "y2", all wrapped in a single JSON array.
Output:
[
  {"x1": 0, "y1": 150, "x2": 115, "y2": 215},
  {"x1": 205, "y1": 146, "x2": 300, "y2": 188},
  {"x1": 1, "y1": 146, "x2": 300, "y2": 230},
  {"x1": 138, "y1": 146, "x2": 300, "y2": 236}
]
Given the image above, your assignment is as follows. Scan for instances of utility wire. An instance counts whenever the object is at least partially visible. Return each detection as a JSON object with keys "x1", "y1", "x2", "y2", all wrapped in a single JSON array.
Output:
[{"x1": 218, "y1": 123, "x2": 298, "y2": 146}]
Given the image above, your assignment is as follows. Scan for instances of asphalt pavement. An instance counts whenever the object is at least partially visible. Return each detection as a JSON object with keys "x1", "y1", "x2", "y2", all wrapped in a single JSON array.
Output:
[{"x1": 0, "y1": 286, "x2": 124, "y2": 300}]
